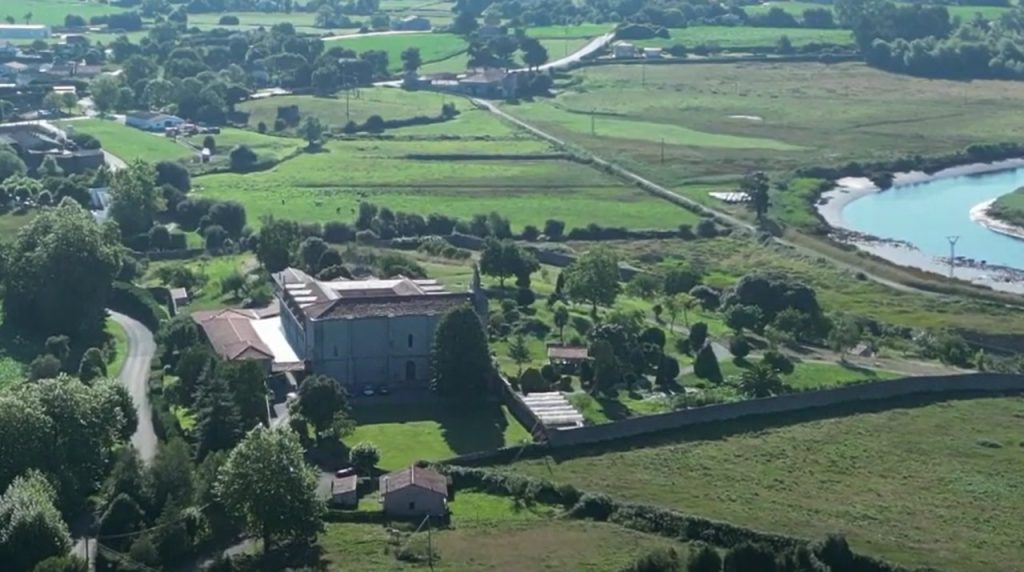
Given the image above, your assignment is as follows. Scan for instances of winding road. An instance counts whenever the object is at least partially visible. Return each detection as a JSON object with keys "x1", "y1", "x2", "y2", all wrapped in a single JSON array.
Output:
[{"x1": 110, "y1": 311, "x2": 159, "y2": 463}]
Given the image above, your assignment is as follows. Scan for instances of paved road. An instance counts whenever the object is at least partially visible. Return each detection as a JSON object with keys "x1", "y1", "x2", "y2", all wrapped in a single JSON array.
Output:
[
  {"x1": 472, "y1": 98, "x2": 929, "y2": 297},
  {"x1": 109, "y1": 311, "x2": 159, "y2": 462},
  {"x1": 528, "y1": 32, "x2": 614, "y2": 72},
  {"x1": 322, "y1": 29, "x2": 431, "y2": 41}
]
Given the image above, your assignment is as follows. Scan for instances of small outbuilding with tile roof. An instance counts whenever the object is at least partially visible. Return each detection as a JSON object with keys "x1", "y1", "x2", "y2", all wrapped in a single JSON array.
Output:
[{"x1": 379, "y1": 465, "x2": 448, "y2": 518}]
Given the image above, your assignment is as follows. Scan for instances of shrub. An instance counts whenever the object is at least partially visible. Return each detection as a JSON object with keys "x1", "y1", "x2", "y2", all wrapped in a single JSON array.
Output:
[
  {"x1": 516, "y1": 287, "x2": 535, "y2": 307},
  {"x1": 219, "y1": 15, "x2": 240, "y2": 25},
  {"x1": 693, "y1": 344, "x2": 722, "y2": 383},
  {"x1": 540, "y1": 364, "x2": 558, "y2": 383},
  {"x1": 696, "y1": 218, "x2": 717, "y2": 238},
  {"x1": 543, "y1": 219, "x2": 565, "y2": 240},
  {"x1": 519, "y1": 367, "x2": 549, "y2": 394},
  {"x1": 728, "y1": 334, "x2": 751, "y2": 358},
  {"x1": 324, "y1": 221, "x2": 354, "y2": 243},
  {"x1": 109, "y1": 282, "x2": 165, "y2": 331},
  {"x1": 256, "y1": 121, "x2": 267, "y2": 134},
  {"x1": 761, "y1": 350, "x2": 794, "y2": 375},
  {"x1": 568, "y1": 493, "x2": 615, "y2": 521},
  {"x1": 689, "y1": 285, "x2": 720, "y2": 310},
  {"x1": 521, "y1": 225, "x2": 539, "y2": 241}
]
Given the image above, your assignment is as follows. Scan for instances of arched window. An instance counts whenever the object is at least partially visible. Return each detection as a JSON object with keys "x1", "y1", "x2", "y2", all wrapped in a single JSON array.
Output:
[
  {"x1": 405, "y1": 360, "x2": 416, "y2": 381},
  {"x1": 407, "y1": 334, "x2": 414, "y2": 348}
]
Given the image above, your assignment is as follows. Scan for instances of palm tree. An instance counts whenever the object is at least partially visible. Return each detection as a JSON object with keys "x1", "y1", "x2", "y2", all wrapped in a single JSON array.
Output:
[{"x1": 737, "y1": 362, "x2": 786, "y2": 398}]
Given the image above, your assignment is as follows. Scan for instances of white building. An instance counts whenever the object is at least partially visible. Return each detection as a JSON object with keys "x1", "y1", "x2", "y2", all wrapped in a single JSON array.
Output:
[
  {"x1": 612, "y1": 41, "x2": 637, "y2": 59},
  {"x1": 0, "y1": 25, "x2": 51, "y2": 40}
]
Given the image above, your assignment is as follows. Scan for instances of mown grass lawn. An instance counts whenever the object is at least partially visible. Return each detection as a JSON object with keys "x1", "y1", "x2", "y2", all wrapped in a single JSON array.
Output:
[
  {"x1": 183, "y1": 128, "x2": 300, "y2": 162},
  {"x1": 0, "y1": 210, "x2": 37, "y2": 242},
  {"x1": 193, "y1": 138, "x2": 698, "y2": 232},
  {"x1": 505, "y1": 396, "x2": 1024, "y2": 571},
  {"x1": 60, "y1": 119, "x2": 195, "y2": 163},
  {"x1": 346, "y1": 401, "x2": 530, "y2": 470},
  {"x1": 635, "y1": 25, "x2": 853, "y2": 49},
  {"x1": 236, "y1": 90, "x2": 456, "y2": 130},
  {"x1": 324, "y1": 33, "x2": 467, "y2": 71}
]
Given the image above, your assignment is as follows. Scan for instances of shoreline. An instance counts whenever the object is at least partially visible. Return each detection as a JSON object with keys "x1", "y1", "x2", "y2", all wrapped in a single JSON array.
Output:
[
  {"x1": 970, "y1": 198, "x2": 1024, "y2": 241},
  {"x1": 814, "y1": 159, "x2": 1024, "y2": 295}
]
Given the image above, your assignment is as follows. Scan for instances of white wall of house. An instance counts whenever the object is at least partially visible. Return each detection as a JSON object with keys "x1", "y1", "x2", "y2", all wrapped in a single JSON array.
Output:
[{"x1": 382, "y1": 486, "x2": 447, "y2": 518}]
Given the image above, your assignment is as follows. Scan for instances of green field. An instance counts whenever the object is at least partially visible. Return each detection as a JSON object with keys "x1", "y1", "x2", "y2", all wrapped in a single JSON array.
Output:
[
  {"x1": 237, "y1": 90, "x2": 455, "y2": 130},
  {"x1": 321, "y1": 517, "x2": 686, "y2": 570},
  {"x1": 505, "y1": 396, "x2": 1024, "y2": 571},
  {"x1": 183, "y1": 127, "x2": 300, "y2": 162},
  {"x1": 2, "y1": 0, "x2": 120, "y2": 27},
  {"x1": 744, "y1": 1, "x2": 833, "y2": 17},
  {"x1": 508, "y1": 62, "x2": 1024, "y2": 182},
  {"x1": 528, "y1": 23, "x2": 612, "y2": 38},
  {"x1": 193, "y1": 138, "x2": 699, "y2": 232},
  {"x1": 986, "y1": 187, "x2": 1024, "y2": 229},
  {"x1": 346, "y1": 402, "x2": 530, "y2": 470},
  {"x1": 60, "y1": 119, "x2": 194, "y2": 163},
  {"x1": 144, "y1": 254, "x2": 258, "y2": 313},
  {"x1": 636, "y1": 26, "x2": 853, "y2": 50},
  {"x1": 324, "y1": 32, "x2": 468, "y2": 71},
  {"x1": 187, "y1": 11, "x2": 324, "y2": 33}
]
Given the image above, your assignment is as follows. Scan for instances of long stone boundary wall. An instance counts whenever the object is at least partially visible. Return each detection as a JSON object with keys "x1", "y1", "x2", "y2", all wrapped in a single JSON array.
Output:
[{"x1": 546, "y1": 373, "x2": 1024, "y2": 448}]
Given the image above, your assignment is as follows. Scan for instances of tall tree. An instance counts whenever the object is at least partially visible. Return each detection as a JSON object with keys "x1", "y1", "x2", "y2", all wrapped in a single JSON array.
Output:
[
  {"x1": 4, "y1": 199, "x2": 121, "y2": 337},
  {"x1": 348, "y1": 442, "x2": 379, "y2": 474},
  {"x1": 89, "y1": 76, "x2": 122, "y2": 116},
  {"x1": 256, "y1": 216, "x2": 301, "y2": 272},
  {"x1": 295, "y1": 375, "x2": 351, "y2": 440},
  {"x1": 564, "y1": 247, "x2": 621, "y2": 314},
  {"x1": 400, "y1": 47, "x2": 422, "y2": 73},
  {"x1": 479, "y1": 238, "x2": 538, "y2": 288},
  {"x1": 431, "y1": 305, "x2": 491, "y2": 398},
  {"x1": 218, "y1": 360, "x2": 269, "y2": 428},
  {"x1": 520, "y1": 38, "x2": 549, "y2": 70},
  {"x1": 0, "y1": 471, "x2": 71, "y2": 571},
  {"x1": 299, "y1": 116, "x2": 324, "y2": 150},
  {"x1": 194, "y1": 375, "x2": 244, "y2": 460},
  {"x1": 741, "y1": 171, "x2": 770, "y2": 221},
  {"x1": 109, "y1": 159, "x2": 164, "y2": 238},
  {"x1": 553, "y1": 304, "x2": 569, "y2": 344},
  {"x1": 215, "y1": 427, "x2": 324, "y2": 554},
  {"x1": 507, "y1": 333, "x2": 531, "y2": 377}
]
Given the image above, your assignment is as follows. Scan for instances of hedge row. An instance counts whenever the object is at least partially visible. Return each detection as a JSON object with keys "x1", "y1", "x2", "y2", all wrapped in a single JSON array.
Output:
[
  {"x1": 437, "y1": 465, "x2": 918, "y2": 572},
  {"x1": 108, "y1": 281, "x2": 166, "y2": 331}
]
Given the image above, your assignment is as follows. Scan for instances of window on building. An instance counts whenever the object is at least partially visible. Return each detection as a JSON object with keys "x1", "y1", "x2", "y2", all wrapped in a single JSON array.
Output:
[
  {"x1": 408, "y1": 501, "x2": 415, "y2": 511},
  {"x1": 405, "y1": 360, "x2": 416, "y2": 381},
  {"x1": 407, "y1": 334, "x2": 414, "y2": 348}
]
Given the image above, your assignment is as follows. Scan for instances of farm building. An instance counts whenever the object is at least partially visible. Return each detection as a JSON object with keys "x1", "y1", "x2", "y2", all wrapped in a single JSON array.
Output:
[
  {"x1": 379, "y1": 466, "x2": 448, "y2": 518},
  {"x1": 125, "y1": 111, "x2": 185, "y2": 132},
  {"x1": 612, "y1": 41, "x2": 637, "y2": 59},
  {"x1": 274, "y1": 266, "x2": 486, "y2": 392},
  {"x1": 0, "y1": 123, "x2": 103, "y2": 174},
  {"x1": 643, "y1": 47, "x2": 663, "y2": 59},
  {"x1": 331, "y1": 475, "x2": 359, "y2": 508},
  {"x1": 393, "y1": 15, "x2": 431, "y2": 31},
  {"x1": 454, "y1": 69, "x2": 520, "y2": 99},
  {"x1": 0, "y1": 25, "x2": 50, "y2": 40},
  {"x1": 189, "y1": 307, "x2": 306, "y2": 375}
]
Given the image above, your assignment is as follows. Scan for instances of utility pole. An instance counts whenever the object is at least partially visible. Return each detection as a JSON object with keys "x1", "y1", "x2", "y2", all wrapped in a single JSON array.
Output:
[
  {"x1": 660, "y1": 138, "x2": 665, "y2": 164},
  {"x1": 590, "y1": 108, "x2": 595, "y2": 135},
  {"x1": 947, "y1": 235, "x2": 960, "y2": 278}
]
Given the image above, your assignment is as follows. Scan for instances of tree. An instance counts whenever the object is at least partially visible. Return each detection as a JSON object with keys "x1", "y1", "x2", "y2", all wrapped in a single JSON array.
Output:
[
  {"x1": 564, "y1": 247, "x2": 620, "y2": 314},
  {"x1": 296, "y1": 375, "x2": 351, "y2": 440},
  {"x1": 400, "y1": 47, "x2": 422, "y2": 73},
  {"x1": 693, "y1": 343, "x2": 721, "y2": 383},
  {"x1": 218, "y1": 360, "x2": 268, "y2": 427},
  {"x1": 204, "y1": 224, "x2": 228, "y2": 250},
  {"x1": 507, "y1": 333, "x2": 531, "y2": 376},
  {"x1": 724, "y1": 304, "x2": 763, "y2": 334},
  {"x1": 553, "y1": 304, "x2": 569, "y2": 343},
  {"x1": 741, "y1": 171, "x2": 770, "y2": 221},
  {"x1": 215, "y1": 427, "x2": 324, "y2": 554},
  {"x1": 431, "y1": 305, "x2": 492, "y2": 398},
  {"x1": 687, "y1": 542, "x2": 723, "y2": 572},
  {"x1": 348, "y1": 442, "x2": 380, "y2": 474},
  {"x1": 828, "y1": 315, "x2": 862, "y2": 361},
  {"x1": 29, "y1": 355, "x2": 62, "y2": 381},
  {"x1": 194, "y1": 375, "x2": 243, "y2": 460},
  {"x1": 0, "y1": 148, "x2": 26, "y2": 183},
  {"x1": 728, "y1": 334, "x2": 751, "y2": 358},
  {"x1": 0, "y1": 471, "x2": 71, "y2": 571},
  {"x1": 78, "y1": 348, "x2": 107, "y2": 383},
  {"x1": 59, "y1": 92, "x2": 78, "y2": 115},
  {"x1": 221, "y1": 271, "x2": 246, "y2": 299},
  {"x1": 155, "y1": 161, "x2": 190, "y2": 193},
  {"x1": 256, "y1": 217, "x2": 301, "y2": 272},
  {"x1": 656, "y1": 355, "x2": 680, "y2": 387},
  {"x1": 521, "y1": 38, "x2": 549, "y2": 70},
  {"x1": 44, "y1": 335, "x2": 70, "y2": 366},
  {"x1": 479, "y1": 238, "x2": 538, "y2": 288},
  {"x1": 229, "y1": 145, "x2": 258, "y2": 172},
  {"x1": 299, "y1": 116, "x2": 324, "y2": 150},
  {"x1": 723, "y1": 541, "x2": 778, "y2": 572},
  {"x1": 208, "y1": 201, "x2": 247, "y2": 237},
  {"x1": 89, "y1": 76, "x2": 122, "y2": 115},
  {"x1": 109, "y1": 159, "x2": 164, "y2": 238},
  {"x1": 688, "y1": 322, "x2": 708, "y2": 351},
  {"x1": 4, "y1": 199, "x2": 121, "y2": 337},
  {"x1": 299, "y1": 236, "x2": 329, "y2": 271},
  {"x1": 737, "y1": 362, "x2": 786, "y2": 398}
]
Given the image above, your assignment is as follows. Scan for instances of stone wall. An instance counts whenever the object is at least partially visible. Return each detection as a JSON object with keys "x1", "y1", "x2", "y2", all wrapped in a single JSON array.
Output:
[{"x1": 546, "y1": 373, "x2": 1024, "y2": 448}]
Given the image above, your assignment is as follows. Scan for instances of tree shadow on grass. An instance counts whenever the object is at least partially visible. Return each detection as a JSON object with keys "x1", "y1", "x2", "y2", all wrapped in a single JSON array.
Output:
[
  {"x1": 438, "y1": 401, "x2": 508, "y2": 456},
  {"x1": 537, "y1": 391, "x2": 1010, "y2": 466}
]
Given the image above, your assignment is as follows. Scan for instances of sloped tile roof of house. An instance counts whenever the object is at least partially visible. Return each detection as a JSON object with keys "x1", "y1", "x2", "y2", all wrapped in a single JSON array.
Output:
[
  {"x1": 191, "y1": 308, "x2": 273, "y2": 361},
  {"x1": 311, "y1": 293, "x2": 469, "y2": 320},
  {"x1": 380, "y1": 466, "x2": 448, "y2": 496}
]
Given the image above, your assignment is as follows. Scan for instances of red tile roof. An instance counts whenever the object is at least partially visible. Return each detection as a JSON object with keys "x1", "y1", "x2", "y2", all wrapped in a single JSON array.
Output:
[
  {"x1": 380, "y1": 466, "x2": 448, "y2": 496},
  {"x1": 191, "y1": 309, "x2": 273, "y2": 361}
]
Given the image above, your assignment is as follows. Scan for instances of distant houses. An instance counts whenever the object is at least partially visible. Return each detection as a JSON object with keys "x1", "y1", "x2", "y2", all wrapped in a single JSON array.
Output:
[
  {"x1": 0, "y1": 123, "x2": 103, "y2": 174},
  {"x1": 125, "y1": 111, "x2": 186, "y2": 132},
  {"x1": 612, "y1": 41, "x2": 637, "y2": 59}
]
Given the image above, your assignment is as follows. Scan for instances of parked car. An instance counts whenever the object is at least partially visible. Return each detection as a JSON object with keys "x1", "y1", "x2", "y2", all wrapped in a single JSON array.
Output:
[
  {"x1": 361, "y1": 386, "x2": 375, "y2": 397},
  {"x1": 334, "y1": 466, "x2": 356, "y2": 478},
  {"x1": 376, "y1": 384, "x2": 390, "y2": 396}
]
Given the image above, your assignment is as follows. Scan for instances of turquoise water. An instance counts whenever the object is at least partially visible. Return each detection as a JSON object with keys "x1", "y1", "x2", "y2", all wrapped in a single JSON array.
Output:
[{"x1": 843, "y1": 167, "x2": 1024, "y2": 270}]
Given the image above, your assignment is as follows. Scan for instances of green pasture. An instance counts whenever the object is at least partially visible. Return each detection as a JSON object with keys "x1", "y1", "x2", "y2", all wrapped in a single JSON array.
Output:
[
  {"x1": 187, "y1": 11, "x2": 323, "y2": 33},
  {"x1": 744, "y1": 1, "x2": 832, "y2": 17},
  {"x1": 324, "y1": 32, "x2": 467, "y2": 71},
  {"x1": 345, "y1": 402, "x2": 529, "y2": 470},
  {"x1": 236, "y1": 90, "x2": 454, "y2": 129},
  {"x1": 321, "y1": 518, "x2": 686, "y2": 571},
  {"x1": 184, "y1": 128, "x2": 300, "y2": 162},
  {"x1": 193, "y1": 138, "x2": 699, "y2": 232},
  {"x1": 387, "y1": 107, "x2": 524, "y2": 137},
  {"x1": 0, "y1": 211, "x2": 36, "y2": 242},
  {"x1": 636, "y1": 25, "x2": 853, "y2": 49},
  {"x1": 505, "y1": 396, "x2": 1024, "y2": 571},
  {"x1": 143, "y1": 254, "x2": 258, "y2": 313},
  {"x1": 59, "y1": 119, "x2": 194, "y2": 163},
  {"x1": 2, "y1": 0, "x2": 120, "y2": 27},
  {"x1": 527, "y1": 23, "x2": 613, "y2": 38},
  {"x1": 987, "y1": 187, "x2": 1024, "y2": 229}
]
